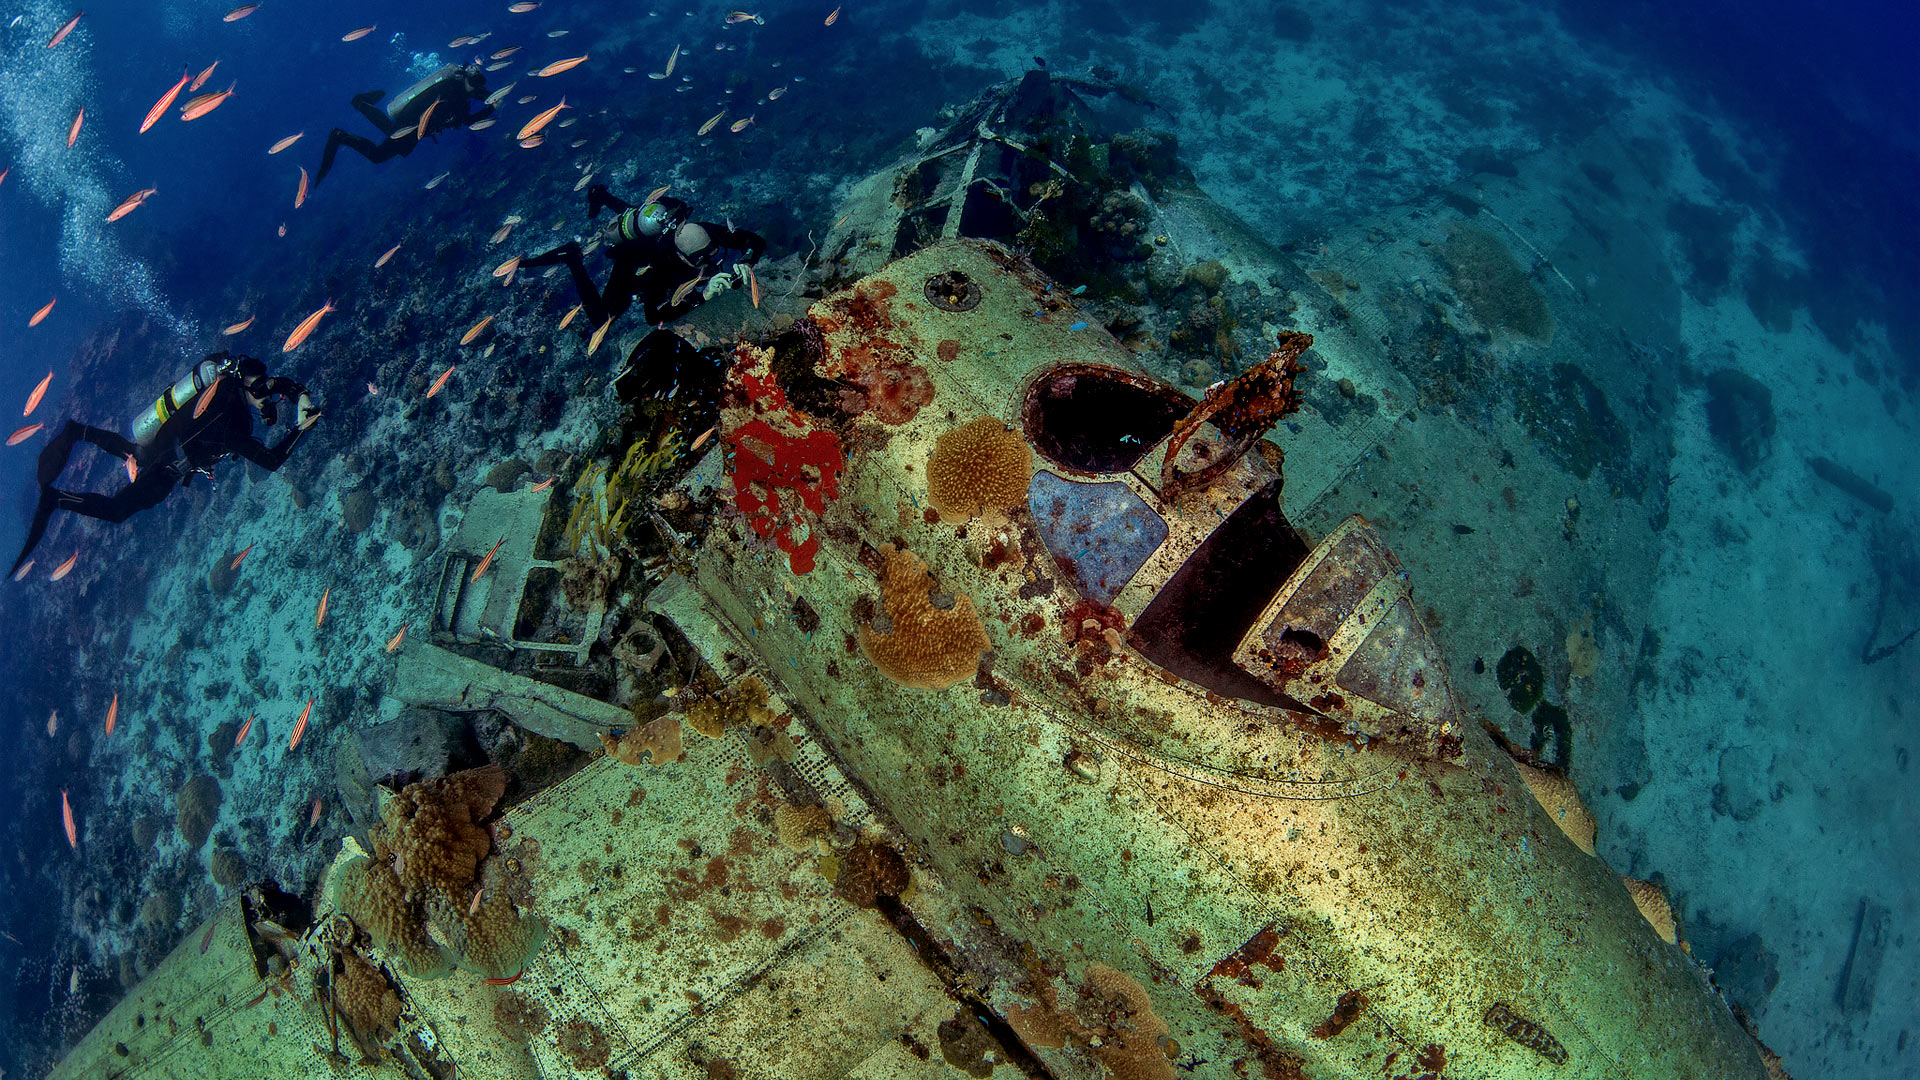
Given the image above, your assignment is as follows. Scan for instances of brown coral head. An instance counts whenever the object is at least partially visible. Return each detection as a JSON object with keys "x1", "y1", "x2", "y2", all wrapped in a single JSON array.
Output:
[
  {"x1": 859, "y1": 545, "x2": 991, "y2": 690},
  {"x1": 926, "y1": 418, "x2": 1032, "y2": 523}
]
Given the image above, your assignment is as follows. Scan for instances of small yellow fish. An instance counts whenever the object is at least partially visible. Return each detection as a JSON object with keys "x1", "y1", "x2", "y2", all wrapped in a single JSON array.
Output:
[
  {"x1": 587, "y1": 317, "x2": 612, "y2": 355},
  {"x1": 375, "y1": 241, "x2": 402, "y2": 268},
  {"x1": 180, "y1": 82, "x2": 237, "y2": 121},
  {"x1": 730, "y1": 115, "x2": 754, "y2": 133},
  {"x1": 461, "y1": 315, "x2": 494, "y2": 345},
  {"x1": 230, "y1": 542, "x2": 254, "y2": 570},
  {"x1": 493, "y1": 256, "x2": 521, "y2": 278},
  {"x1": 282, "y1": 299, "x2": 334, "y2": 352},
  {"x1": 559, "y1": 304, "x2": 582, "y2": 329},
  {"x1": 516, "y1": 97, "x2": 570, "y2": 140},
  {"x1": 824, "y1": 5, "x2": 841, "y2": 26},
  {"x1": 698, "y1": 110, "x2": 726, "y2": 136},
  {"x1": 529, "y1": 476, "x2": 555, "y2": 493},
  {"x1": 767, "y1": 86, "x2": 787, "y2": 101},
  {"x1": 106, "y1": 188, "x2": 158, "y2": 222},
  {"x1": 690, "y1": 425, "x2": 717, "y2": 451},
  {"x1": 268, "y1": 131, "x2": 303, "y2": 154},
  {"x1": 573, "y1": 171, "x2": 596, "y2": 192},
  {"x1": 533, "y1": 54, "x2": 588, "y2": 77}
]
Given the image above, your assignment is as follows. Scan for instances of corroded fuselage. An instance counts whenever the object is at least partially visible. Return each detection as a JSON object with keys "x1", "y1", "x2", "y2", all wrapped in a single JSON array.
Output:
[{"x1": 686, "y1": 241, "x2": 1768, "y2": 1079}]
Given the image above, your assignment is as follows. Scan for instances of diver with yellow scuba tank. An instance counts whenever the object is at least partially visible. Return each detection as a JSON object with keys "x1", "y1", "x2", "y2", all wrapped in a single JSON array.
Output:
[
  {"x1": 312, "y1": 63, "x2": 494, "y2": 186},
  {"x1": 9, "y1": 353, "x2": 319, "y2": 579}
]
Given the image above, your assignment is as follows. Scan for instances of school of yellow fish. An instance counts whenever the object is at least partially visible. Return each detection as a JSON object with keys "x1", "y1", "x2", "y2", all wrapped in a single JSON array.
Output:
[{"x1": 13, "y1": 1, "x2": 845, "y2": 864}]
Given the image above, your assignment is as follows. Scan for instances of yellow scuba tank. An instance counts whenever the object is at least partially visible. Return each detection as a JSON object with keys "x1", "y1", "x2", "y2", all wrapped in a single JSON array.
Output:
[
  {"x1": 131, "y1": 358, "x2": 224, "y2": 447},
  {"x1": 385, "y1": 64, "x2": 461, "y2": 127}
]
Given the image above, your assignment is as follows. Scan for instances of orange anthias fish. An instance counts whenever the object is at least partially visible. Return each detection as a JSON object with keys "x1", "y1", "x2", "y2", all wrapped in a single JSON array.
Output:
[
  {"x1": 309, "y1": 798, "x2": 324, "y2": 827},
  {"x1": 47, "y1": 13, "x2": 83, "y2": 49},
  {"x1": 516, "y1": 98, "x2": 569, "y2": 141},
  {"x1": 24, "y1": 372, "x2": 53, "y2": 417},
  {"x1": 103, "y1": 693, "x2": 117, "y2": 736},
  {"x1": 746, "y1": 263, "x2": 760, "y2": 308},
  {"x1": 587, "y1": 317, "x2": 612, "y2": 356},
  {"x1": 229, "y1": 542, "x2": 254, "y2": 570},
  {"x1": 61, "y1": 790, "x2": 77, "y2": 849},
  {"x1": 529, "y1": 476, "x2": 555, "y2": 493},
  {"x1": 670, "y1": 276, "x2": 700, "y2": 307},
  {"x1": 533, "y1": 54, "x2": 587, "y2": 77},
  {"x1": 287, "y1": 698, "x2": 313, "y2": 751},
  {"x1": 223, "y1": 4, "x2": 259, "y2": 22},
  {"x1": 234, "y1": 713, "x2": 254, "y2": 746},
  {"x1": 294, "y1": 166, "x2": 308, "y2": 208},
  {"x1": 191, "y1": 375, "x2": 223, "y2": 419},
  {"x1": 492, "y1": 256, "x2": 520, "y2": 279},
  {"x1": 314, "y1": 586, "x2": 330, "y2": 628},
  {"x1": 106, "y1": 187, "x2": 157, "y2": 222},
  {"x1": 384, "y1": 622, "x2": 409, "y2": 653},
  {"x1": 825, "y1": 6, "x2": 841, "y2": 26},
  {"x1": 180, "y1": 82, "x2": 236, "y2": 121},
  {"x1": 124, "y1": 454, "x2": 137, "y2": 482},
  {"x1": 141, "y1": 69, "x2": 192, "y2": 133},
  {"x1": 223, "y1": 315, "x2": 254, "y2": 335},
  {"x1": 7, "y1": 423, "x2": 44, "y2": 446},
  {"x1": 268, "y1": 131, "x2": 302, "y2": 154},
  {"x1": 461, "y1": 315, "x2": 494, "y2": 346},
  {"x1": 425, "y1": 364, "x2": 456, "y2": 399},
  {"x1": 414, "y1": 99, "x2": 438, "y2": 140},
  {"x1": 341, "y1": 25, "x2": 375, "y2": 42},
  {"x1": 558, "y1": 303, "x2": 582, "y2": 330},
  {"x1": 189, "y1": 60, "x2": 219, "y2": 93},
  {"x1": 282, "y1": 299, "x2": 334, "y2": 352},
  {"x1": 67, "y1": 108, "x2": 84, "y2": 148},
  {"x1": 375, "y1": 241, "x2": 402, "y2": 268},
  {"x1": 50, "y1": 550, "x2": 79, "y2": 580},
  {"x1": 29, "y1": 298, "x2": 56, "y2": 327},
  {"x1": 470, "y1": 535, "x2": 506, "y2": 582},
  {"x1": 690, "y1": 425, "x2": 717, "y2": 451},
  {"x1": 13, "y1": 561, "x2": 33, "y2": 581}
]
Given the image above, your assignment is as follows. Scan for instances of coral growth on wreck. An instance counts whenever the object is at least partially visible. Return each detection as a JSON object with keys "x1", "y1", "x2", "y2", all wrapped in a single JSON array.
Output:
[
  {"x1": 1513, "y1": 760, "x2": 1597, "y2": 856},
  {"x1": 599, "y1": 714, "x2": 686, "y2": 766},
  {"x1": 859, "y1": 544, "x2": 991, "y2": 690},
  {"x1": 723, "y1": 344, "x2": 845, "y2": 575},
  {"x1": 335, "y1": 766, "x2": 544, "y2": 980},
  {"x1": 926, "y1": 418, "x2": 1032, "y2": 522}
]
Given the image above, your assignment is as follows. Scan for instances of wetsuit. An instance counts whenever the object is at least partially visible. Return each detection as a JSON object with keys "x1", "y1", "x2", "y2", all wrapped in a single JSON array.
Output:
[
  {"x1": 522, "y1": 185, "x2": 766, "y2": 329},
  {"x1": 10, "y1": 356, "x2": 312, "y2": 577},
  {"x1": 314, "y1": 66, "x2": 494, "y2": 185}
]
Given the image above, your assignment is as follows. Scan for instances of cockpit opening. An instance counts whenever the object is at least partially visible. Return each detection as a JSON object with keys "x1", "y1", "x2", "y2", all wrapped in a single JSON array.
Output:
[{"x1": 1022, "y1": 363, "x2": 1191, "y2": 475}]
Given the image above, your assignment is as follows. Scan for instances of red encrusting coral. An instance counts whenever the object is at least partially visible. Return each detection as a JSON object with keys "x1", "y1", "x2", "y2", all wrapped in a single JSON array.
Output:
[{"x1": 724, "y1": 345, "x2": 846, "y2": 575}]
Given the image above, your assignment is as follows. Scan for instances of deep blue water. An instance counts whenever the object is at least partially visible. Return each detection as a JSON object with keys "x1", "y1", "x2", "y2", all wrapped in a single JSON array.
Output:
[{"x1": 0, "y1": 0, "x2": 1914, "y2": 1075}]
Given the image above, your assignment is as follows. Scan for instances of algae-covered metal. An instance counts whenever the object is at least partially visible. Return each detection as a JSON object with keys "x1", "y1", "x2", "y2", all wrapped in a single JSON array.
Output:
[{"x1": 672, "y1": 239, "x2": 1771, "y2": 1078}]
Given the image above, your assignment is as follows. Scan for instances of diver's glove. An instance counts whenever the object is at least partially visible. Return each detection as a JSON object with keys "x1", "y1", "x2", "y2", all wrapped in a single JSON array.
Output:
[
  {"x1": 296, "y1": 393, "x2": 322, "y2": 430},
  {"x1": 701, "y1": 273, "x2": 735, "y2": 301}
]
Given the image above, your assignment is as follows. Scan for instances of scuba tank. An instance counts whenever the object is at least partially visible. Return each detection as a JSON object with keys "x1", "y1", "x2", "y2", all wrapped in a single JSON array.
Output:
[
  {"x1": 131, "y1": 357, "x2": 225, "y2": 447},
  {"x1": 385, "y1": 64, "x2": 461, "y2": 127}
]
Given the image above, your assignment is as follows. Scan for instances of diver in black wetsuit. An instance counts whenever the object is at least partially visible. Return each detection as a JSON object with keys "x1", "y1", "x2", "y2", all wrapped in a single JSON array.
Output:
[
  {"x1": 313, "y1": 64, "x2": 494, "y2": 185},
  {"x1": 520, "y1": 184, "x2": 767, "y2": 329},
  {"x1": 10, "y1": 354, "x2": 319, "y2": 578}
]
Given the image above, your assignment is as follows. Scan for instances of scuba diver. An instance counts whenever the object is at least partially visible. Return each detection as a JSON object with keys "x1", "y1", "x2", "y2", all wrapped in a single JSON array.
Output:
[
  {"x1": 520, "y1": 184, "x2": 766, "y2": 329},
  {"x1": 313, "y1": 64, "x2": 494, "y2": 186},
  {"x1": 10, "y1": 354, "x2": 319, "y2": 578}
]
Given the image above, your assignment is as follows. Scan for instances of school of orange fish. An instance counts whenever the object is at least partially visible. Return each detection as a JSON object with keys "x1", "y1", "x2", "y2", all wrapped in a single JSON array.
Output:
[{"x1": 13, "y1": 3, "x2": 846, "y2": 851}]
